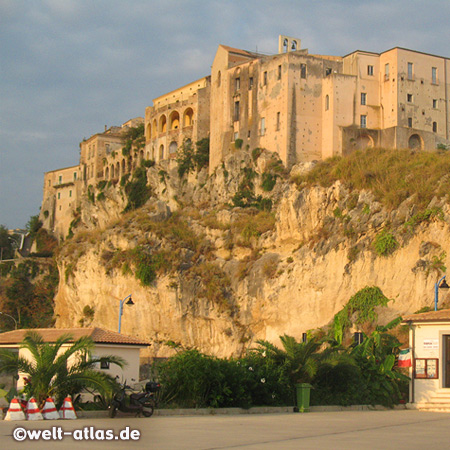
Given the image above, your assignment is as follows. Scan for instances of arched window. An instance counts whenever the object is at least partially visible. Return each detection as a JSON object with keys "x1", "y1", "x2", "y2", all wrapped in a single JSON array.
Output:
[
  {"x1": 110, "y1": 164, "x2": 114, "y2": 179},
  {"x1": 105, "y1": 167, "x2": 109, "y2": 179},
  {"x1": 116, "y1": 162, "x2": 120, "y2": 178},
  {"x1": 127, "y1": 157, "x2": 132, "y2": 172},
  {"x1": 159, "y1": 145, "x2": 165, "y2": 160},
  {"x1": 152, "y1": 119, "x2": 157, "y2": 138},
  {"x1": 169, "y1": 141, "x2": 178, "y2": 155},
  {"x1": 121, "y1": 159, "x2": 126, "y2": 174},
  {"x1": 183, "y1": 108, "x2": 194, "y2": 127},
  {"x1": 169, "y1": 111, "x2": 180, "y2": 130},
  {"x1": 146, "y1": 123, "x2": 151, "y2": 141},
  {"x1": 159, "y1": 115, "x2": 167, "y2": 133}
]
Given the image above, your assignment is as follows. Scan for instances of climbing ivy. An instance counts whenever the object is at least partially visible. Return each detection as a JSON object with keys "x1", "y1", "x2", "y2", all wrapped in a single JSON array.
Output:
[{"x1": 332, "y1": 286, "x2": 391, "y2": 343}]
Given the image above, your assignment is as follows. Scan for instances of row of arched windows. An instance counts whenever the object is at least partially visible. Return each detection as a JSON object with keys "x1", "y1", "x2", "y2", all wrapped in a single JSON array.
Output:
[
  {"x1": 103, "y1": 150, "x2": 145, "y2": 180},
  {"x1": 146, "y1": 107, "x2": 194, "y2": 140}
]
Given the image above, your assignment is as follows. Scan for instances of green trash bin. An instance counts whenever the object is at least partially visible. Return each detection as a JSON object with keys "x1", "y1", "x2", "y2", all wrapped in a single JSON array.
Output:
[{"x1": 295, "y1": 383, "x2": 312, "y2": 412}]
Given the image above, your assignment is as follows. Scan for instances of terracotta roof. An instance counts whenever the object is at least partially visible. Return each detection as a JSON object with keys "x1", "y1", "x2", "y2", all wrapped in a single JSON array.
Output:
[
  {"x1": 402, "y1": 309, "x2": 450, "y2": 323},
  {"x1": 0, "y1": 327, "x2": 150, "y2": 346},
  {"x1": 220, "y1": 45, "x2": 258, "y2": 58}
]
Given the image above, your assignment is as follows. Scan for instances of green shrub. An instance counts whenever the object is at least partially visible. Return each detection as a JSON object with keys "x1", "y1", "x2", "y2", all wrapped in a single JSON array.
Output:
[
  {"x1": 261, "y1": 172, "x2": 277, "y2": 191},
  {"x1": 373, "y1": 230, "x2": 399, "y2": 256},
  {"x1": 251, "y1": 148, "x2": 263, "y2": 162},
  {"x1": 234, "y1": 138, "x2": 243, "y2": 149},
  {"x1": 124, "y1": 168, "x2": 151, "y2": 211}
]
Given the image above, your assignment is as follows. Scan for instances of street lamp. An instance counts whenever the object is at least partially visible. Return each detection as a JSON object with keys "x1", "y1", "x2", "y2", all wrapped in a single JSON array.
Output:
[
  {"x1": 118, "y1": 294, "x2": 134, "y2": 333},
  {"x1": 434, "y1": 275, "x2": 449, "y2": 311},
  {"x1": 0, "y1": 312, "x2": 18, "y2": 330}
]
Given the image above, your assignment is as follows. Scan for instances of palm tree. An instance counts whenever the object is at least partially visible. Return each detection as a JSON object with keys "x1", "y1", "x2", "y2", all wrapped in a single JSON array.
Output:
[{"x1": 0, "y1": 331, "x2": 125, "y2": 406}]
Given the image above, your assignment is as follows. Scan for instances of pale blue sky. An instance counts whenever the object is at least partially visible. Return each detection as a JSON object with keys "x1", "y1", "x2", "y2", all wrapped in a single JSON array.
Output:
[{"x1": 1, "y1": 0, "x2": 449, "y2": 228}]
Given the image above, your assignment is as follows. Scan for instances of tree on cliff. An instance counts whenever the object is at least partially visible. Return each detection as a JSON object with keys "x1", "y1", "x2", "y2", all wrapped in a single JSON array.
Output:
[{"x1": 0, "y1": 331, "x2": 125, "y2": 406}]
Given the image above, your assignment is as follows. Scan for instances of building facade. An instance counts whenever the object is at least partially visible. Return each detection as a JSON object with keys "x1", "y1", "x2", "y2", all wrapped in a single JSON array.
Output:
[{"x1": 41, "y1": 36, "x2": 450, "y2": 238}]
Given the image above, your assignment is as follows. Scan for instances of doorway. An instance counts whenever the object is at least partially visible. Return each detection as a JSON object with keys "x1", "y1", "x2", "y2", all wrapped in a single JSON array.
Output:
[{"x1": 445, "y1": 335, "x2": 450, "y2": 388}]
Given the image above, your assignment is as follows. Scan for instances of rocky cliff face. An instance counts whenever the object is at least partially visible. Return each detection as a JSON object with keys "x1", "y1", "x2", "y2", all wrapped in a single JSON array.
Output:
[{"x1": 54, "y1": 150, "x2": 450, "y2": 358}]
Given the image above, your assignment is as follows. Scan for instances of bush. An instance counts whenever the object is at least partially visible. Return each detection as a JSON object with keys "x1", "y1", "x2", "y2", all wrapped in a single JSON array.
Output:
[
  {"x1": 124, "y1": 167, "x2": 151, "y2": 211},
  {"x1": 373, "y1": 230, "x2": 399, "y2": 256}
]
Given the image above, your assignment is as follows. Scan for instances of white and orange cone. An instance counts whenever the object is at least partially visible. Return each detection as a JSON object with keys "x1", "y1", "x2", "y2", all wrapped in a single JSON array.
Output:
[
  {"x1": 59, "y1": 396, "x2": 77, "y2": 419},
  {"x1": 42, "y1": 397, "x2": 60, "y2": 420},
  {"x1": 4, "y1": 397, "x2": 25, "y2": 421},
  {"x1": 26, "y1": 397, "x2": 43, "y2": 420}
]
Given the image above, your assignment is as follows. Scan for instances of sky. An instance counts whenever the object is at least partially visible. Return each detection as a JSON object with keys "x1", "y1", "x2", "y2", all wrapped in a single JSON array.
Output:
[{"x1": 1, "y1": 0, "x2": 450, "y2": 229}]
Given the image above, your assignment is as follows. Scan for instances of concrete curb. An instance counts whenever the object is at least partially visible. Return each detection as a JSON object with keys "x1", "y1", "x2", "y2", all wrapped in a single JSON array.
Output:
[{"x1": 77, "y1": 404, "x2": 408, "y2": 418}]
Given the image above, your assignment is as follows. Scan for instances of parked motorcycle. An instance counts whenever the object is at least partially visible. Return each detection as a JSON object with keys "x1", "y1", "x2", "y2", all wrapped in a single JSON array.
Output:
[{"x1": 109, "y1": 380, "x2": 160, "y2": 418}]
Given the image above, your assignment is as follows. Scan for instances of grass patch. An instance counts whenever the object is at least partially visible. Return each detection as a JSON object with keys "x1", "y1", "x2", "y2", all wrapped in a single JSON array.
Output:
[{"x1": 293, "y1": 147, "x2": 450, "y2": 210}]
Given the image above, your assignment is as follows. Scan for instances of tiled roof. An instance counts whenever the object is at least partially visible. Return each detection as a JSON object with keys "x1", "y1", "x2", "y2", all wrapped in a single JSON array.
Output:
[
  {"x1": 402, "y1": 309, "x2": 450, "y2": 323},
  {"x1": 0, "y1": 327, "x2": 150, "y2": 346}
]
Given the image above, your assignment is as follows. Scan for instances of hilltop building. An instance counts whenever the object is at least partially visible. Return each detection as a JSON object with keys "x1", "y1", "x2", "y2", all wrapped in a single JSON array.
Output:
[{"x1": 41, "y1": 36, "x2": 450, "y2": 237}]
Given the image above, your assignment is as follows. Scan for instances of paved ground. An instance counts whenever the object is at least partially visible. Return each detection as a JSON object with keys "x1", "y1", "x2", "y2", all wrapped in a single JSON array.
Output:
[{"x1": 1, "y1": 410, "x2": 449, "y2": 449}]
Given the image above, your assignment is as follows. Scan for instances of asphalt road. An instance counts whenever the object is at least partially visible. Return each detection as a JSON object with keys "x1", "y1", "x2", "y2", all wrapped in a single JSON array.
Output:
[{"x1": 1, "y1": 410, "x2": 449, "y2": 449}]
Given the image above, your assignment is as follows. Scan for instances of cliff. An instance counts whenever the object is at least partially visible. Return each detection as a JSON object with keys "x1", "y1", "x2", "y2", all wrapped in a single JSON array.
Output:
[{"x1": 54, "y1": 149, "x2": 450, "y2": 358}]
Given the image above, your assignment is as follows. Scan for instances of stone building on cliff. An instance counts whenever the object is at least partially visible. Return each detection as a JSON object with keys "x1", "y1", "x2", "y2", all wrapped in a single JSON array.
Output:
[{"x1": 41, "y1": 36, "x2": 450, "y2": 237}]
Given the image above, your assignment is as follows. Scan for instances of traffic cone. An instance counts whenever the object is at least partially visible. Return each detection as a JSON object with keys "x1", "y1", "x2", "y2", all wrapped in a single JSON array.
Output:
[
  {"x1": 42, "y1": 397, "x2": 60, "y2": 420},
  {"x1": 4, "y1": 398, "x2": 26, "y2": 421},
  {"x1": 26, "y1": 397, "x2": 43, "y2": 420},
  {"x1": 59, "y1": 396, "x2": 77, "y2": 419}
]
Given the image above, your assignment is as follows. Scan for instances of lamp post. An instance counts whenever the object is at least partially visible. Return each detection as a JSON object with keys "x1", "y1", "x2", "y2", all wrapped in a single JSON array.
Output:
[
  {"x1": 434, "y1": 275, "x2": 449, "y2": 311},
  {"x1": 0, "y1": 311, "x2": 18, "y2": 329},
  {"x1": 118, "y1": 294, "x2": 134, "y2": 333}
]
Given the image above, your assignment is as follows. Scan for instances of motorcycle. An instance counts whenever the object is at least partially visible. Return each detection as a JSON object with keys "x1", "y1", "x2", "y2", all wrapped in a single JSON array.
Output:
[{"x1": 109, "y1": 380, "x2": 160, "y2": 418}]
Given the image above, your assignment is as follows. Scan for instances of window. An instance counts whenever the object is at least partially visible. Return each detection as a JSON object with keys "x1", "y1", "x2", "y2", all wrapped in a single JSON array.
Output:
[
  {"x1": 433, "y1": 121, "x2": 437, "y2": 133},
  {"x1": 433, "y1": 99, "x2": 438, "y2": 109},
  {"x1": 407, "y1": 93, "x2": 413, "y2": 103},
  {"x1": 100, "y1": 361, "x2": 110, "y2": 370},
  {"x1": 408, "y1": 117, "x2": 413, "y2": 128},
  {"x1": 73, "y1": 172, "x2": 77, "y2": 181},
  {"x1": 432, "y1": 67, "x2": 438, "y2": 84},
  {"x1": 58, "y1": 175, "x2": 62, "y2": 184},
  {"x1": 360, "y1": 115, "x2": 367, "y2": 129},
  {"x1": 234, "y1": 101, "x2": 240, "y2": 121},
  {"x1": 249, "y1": 77, "x2": 253, "y2": 89},
  {"x1": 300, "y1": 64, "x2": 307, "y2": 79},
  {"x1": 276, "y1": 112, "x2": 281, "y2": 131},
  {"x1": 260, "y1": 117, "x2": 266, "y2": 136},
  {"x1": 263, "y1": 71, "x2": 268, "y2": 86},
  {"x1": 361, "y1": 93, "x2": 367, "y2": 105},
  {"x1": 48, "y1": 180, "x2": 51, "y2": 187},
  {"x1": 58, "y1": 193, "x2": 60, "y2": 199},
  {"x1": 235, "y1": 77, "x2": 240, "y2": 91},
  {"x1": 278, "y1": 65, "x2": 281, "y2": 80},
  {"x1": 384, "y1": 63, "x2": 389, "y2": 81},
  {"x1": 367, "y1": 65, "x2": 374, "y2": 76},
  {"x1": 414, "y1": 358, "x2": 438, "y2": 379},
  {"x1": 325, "y1": 94, "x2": 329, "y2": 111},
  {"x1": 408, "y1": 62, "x2": 413, "y2": 80},
  {"x1": 233, "y1": 132, "x2": 239, "y2": 141},
  {"x1": 69, "y1": 190, "x2": 72, "y2": 198}
]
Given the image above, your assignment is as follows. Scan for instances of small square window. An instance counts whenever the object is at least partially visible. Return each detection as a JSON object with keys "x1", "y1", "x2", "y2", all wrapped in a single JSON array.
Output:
[
  {"x1": 408, "y1": 117, "x2": 413, "y2": 128},
  {"x1": 361, "y1": 93, "x2": 367, "y2": 105},
  {"x1": 433, "y1": 99, "x2": 438, "y2": 109},
  {"x1": 367, "y1": 65, "x2": 374, "y2": 76},
  {"x1": 407, "y1": 94, "x2": 413, "y2": 103}
]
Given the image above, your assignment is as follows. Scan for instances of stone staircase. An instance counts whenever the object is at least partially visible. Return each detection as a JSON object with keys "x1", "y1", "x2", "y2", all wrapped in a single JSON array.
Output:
[{"x1": 412, "y1": 389, "x2": 450, "y2": 412}]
